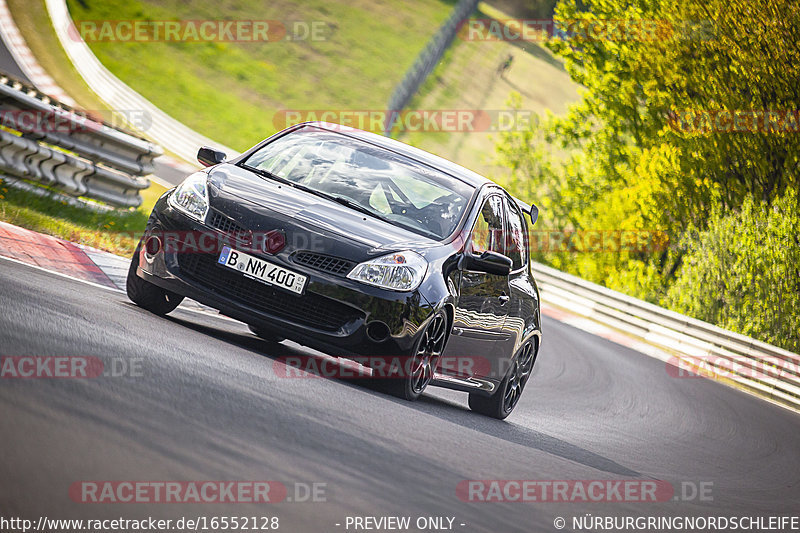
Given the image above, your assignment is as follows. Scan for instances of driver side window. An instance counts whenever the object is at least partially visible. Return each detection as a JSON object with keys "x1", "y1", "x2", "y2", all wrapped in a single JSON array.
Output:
[
  {"x1": 504, "y1": 197, "x2": 528, "y2": 270},
  {"x1": 470, "y1": 195, "x2": 505, "y2": 254}
]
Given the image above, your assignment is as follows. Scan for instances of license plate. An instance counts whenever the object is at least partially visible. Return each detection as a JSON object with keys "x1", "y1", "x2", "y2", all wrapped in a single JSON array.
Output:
[{"x1": 218, "y1": 246, "x2": 307, "y2": 295}]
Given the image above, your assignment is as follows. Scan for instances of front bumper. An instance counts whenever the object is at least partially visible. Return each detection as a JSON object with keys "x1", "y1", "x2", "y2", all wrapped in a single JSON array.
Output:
[{"x1": 137, "y1": 198, "x2": 435, "y2": 358}]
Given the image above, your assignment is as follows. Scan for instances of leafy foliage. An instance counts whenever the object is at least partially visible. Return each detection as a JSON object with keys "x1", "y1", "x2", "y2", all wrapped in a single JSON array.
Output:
[
  {"x1": 667, "y1": 192, "x2": 800, "y2": 352},
  {"x1": 494, "y1": 0, "x2": 800, "y2": 347}
]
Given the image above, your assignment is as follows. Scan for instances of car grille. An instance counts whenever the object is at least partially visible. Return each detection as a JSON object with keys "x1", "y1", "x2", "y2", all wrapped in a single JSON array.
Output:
[
  {"x1": 293, "y1": 252, "x2": 356, "y2": 276},
  {"x1": 207, "y1": 210, "x2": 246, "y2": 235},
  {"x1": 177, "y1": 253, "x2": 363, "y2": 331}
]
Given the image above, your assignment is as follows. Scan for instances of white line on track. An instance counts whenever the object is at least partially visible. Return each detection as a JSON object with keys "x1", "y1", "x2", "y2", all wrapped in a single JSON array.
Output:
[{"x1": 0, "y1": 253, "x2": 241, "y2": 324}]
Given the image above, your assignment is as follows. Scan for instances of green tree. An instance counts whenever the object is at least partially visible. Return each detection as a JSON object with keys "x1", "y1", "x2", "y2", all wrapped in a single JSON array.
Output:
[
  {"x1": 496, "y1": 0, "x2": 800, "y2": 303},
  {"x1": 666, "y1": 191, "x2": 800, "y2": 353}
]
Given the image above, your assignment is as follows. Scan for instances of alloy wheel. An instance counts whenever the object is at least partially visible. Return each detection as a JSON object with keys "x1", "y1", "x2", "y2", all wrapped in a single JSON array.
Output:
[
  {"x1": 410, "y1": 314, "x2": 447, "y2": 394},
  {"x1": 503, "y1": 342, "x2": 534, "y2": 413}
]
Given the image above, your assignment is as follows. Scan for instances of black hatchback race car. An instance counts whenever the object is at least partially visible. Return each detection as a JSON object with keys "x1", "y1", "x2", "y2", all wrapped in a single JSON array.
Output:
[{"x1": 127, "y1": 122, "x2": 541, "y2": 419}]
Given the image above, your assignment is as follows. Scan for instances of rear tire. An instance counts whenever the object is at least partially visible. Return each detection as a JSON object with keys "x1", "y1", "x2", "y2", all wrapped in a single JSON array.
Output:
[
  {"x1": 469, "y1": 341, "x2": 536, "y2": 419},
  {"x1": 126, "y1": 244, "x2": 183, "y2": 316},
  {"x1": 372, "y1": 311, "x2": 448, "y2": 401}
]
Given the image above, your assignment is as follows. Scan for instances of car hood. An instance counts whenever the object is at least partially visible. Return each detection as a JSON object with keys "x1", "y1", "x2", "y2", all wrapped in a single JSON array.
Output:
[{"x1": 205, "y1": 164, "x2": 441, "y2": 259}]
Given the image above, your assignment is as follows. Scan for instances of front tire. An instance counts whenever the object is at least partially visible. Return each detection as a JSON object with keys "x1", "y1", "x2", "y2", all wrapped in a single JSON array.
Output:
[
  {"x1": 469, "y1": 341, "x2": 536, "y2": 419},
  {"x1": 373, "y1": 311, "x2": 448, "y2": 401},
  {"x1": 126, "y1": 244, "x2": 183, "y2": 316}
]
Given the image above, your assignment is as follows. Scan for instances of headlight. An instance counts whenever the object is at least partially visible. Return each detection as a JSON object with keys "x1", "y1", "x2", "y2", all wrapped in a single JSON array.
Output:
[
  {"x1": 347, "y1": 251, "x2": 428, "y2": 291},
  {"x1": 168, "y1": 172, "x2": 209, "y2": 221}
]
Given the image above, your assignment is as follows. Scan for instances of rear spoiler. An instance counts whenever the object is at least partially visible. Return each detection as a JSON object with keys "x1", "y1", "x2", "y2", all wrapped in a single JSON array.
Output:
[{"x1": 512, "y1": 197, "x2": 539, "y2": 226}]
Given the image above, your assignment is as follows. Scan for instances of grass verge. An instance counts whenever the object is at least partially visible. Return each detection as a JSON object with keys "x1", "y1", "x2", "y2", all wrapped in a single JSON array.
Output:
[
  {"x1": 0, "y1": 177, "x2": 167, "y2": 256},
  {"x1": 63, "y1": 0, "x2": 457, "y2": 152},
  {"x1": 396, "y1": 1, "x2": 580, "y2": 179}
]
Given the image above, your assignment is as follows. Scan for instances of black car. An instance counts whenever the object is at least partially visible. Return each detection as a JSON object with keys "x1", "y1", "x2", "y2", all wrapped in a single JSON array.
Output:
[{"x1": 127, "y1": 122, "x2": 542, "y2": 419}]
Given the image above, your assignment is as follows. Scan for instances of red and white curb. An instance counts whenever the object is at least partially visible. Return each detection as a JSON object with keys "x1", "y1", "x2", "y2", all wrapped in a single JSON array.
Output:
[
  {"x1": 0, "y1": 221, "x2": 215, "y2": 315},
  {"x1": 0, "y1": 221, "x2": 116, "y2": 287}
]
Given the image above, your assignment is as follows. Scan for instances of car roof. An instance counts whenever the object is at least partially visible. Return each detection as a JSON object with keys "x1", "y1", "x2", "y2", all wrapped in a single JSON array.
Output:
[{"x1": 297, "y1": 121, "x2": 494, "y2": 189}]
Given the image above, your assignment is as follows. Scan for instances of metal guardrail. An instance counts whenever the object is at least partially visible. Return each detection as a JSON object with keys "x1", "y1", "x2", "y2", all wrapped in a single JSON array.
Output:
[
  {"x1": 47, "y1": 0, "x2": 238, "y2": 165},
  {"x1": 0, "y1": 74, "x2": 160, "y2": 207},
  {"x1": 533, "y1": 262, "x2": 800, "y2": 411},
  {"x1": 383, "y1": 0, "x2": 479, "y2": 135}
]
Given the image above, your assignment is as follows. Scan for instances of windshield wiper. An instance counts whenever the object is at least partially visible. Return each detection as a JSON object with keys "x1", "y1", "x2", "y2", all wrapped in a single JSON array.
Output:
[
  {"x1": 329, "y1": 195, "x2": 394, "y2": 224},
  {"x1": 242, "y1": 165, "x2": 294, "y2": 186}
]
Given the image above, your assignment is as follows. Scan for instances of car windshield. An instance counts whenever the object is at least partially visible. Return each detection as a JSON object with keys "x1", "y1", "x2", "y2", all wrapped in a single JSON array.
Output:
[{"x1": 241, "y1": 127, "x2": 474, "y2": 240}]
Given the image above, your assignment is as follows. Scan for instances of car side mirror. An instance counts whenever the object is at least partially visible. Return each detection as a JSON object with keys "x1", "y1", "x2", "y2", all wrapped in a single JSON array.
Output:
[
  {"x1": 530, "y1": 203, "x2": 539, "y2": 226},
  {"x1": 462, "y1": 250, "x2": 513, "y2": 276},
  {"x1": 197, "y1": 146, "x2": 227, "y2": 167}
]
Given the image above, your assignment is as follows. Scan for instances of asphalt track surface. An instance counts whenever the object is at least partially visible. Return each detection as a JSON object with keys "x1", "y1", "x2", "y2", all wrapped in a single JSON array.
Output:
[
  {"x1": 0, "y1": 34, "x2": 30, "y2": 84},
  {"x1": 1, "y1": 257, "x2": 799, "y2": 532}
]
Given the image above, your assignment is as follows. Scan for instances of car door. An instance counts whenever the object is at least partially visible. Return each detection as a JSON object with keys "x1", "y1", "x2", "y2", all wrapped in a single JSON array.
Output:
[
  {"x1": 445, "y1": 194, "x2": 512, "y2": 381},
  {"x1": 501, "y1": 196, "x2": 538, "y2": 361}
]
